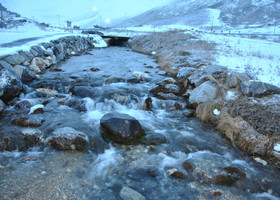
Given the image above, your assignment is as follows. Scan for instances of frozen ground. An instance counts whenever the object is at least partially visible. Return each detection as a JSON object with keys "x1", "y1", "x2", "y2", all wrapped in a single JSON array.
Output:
[{"x1": 201, "y1": 33, "x2": 280, "y2": 87}]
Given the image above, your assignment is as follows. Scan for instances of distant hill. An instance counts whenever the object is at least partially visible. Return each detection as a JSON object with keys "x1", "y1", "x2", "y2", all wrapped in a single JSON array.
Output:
[{"x1": 117, "y1": 0, "x2": 280, "y2": 29}]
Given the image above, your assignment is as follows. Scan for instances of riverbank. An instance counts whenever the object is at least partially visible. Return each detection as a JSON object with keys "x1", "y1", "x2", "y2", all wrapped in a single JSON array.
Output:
[{"x1": 129, "y1": 31, "x2": 280, "y2": 168}]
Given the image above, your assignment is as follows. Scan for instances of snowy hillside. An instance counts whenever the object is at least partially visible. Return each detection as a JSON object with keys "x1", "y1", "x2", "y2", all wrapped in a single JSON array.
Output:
[{"x1": 118, "y1": 0, "x2": 280, "y2": 30}]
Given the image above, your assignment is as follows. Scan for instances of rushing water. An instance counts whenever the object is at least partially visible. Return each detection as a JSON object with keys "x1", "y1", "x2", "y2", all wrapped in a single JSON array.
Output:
[{"x1": 0, "y1": 47, "x2": 280, "y2": 200}]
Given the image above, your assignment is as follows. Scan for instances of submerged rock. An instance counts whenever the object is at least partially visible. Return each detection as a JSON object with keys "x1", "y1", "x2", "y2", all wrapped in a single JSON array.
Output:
[
  {"x1": 47, "y1": 127, "x2": 89, "y2": 151},
  {"x1": 119, "y1": 186, "x2": 146, "y2": 200},
  {"x1": 12, "y1": 116, "x2": 45, "y2": 127},
  {"x1": 0, "y1": 128, "x2": 44, "y2": 151},
  {"x1": 0, "y1": 69, "x2": 23, "y2": 103},
  {"x1": 100, "y1": 112, "x2": 145, "y2": 144},
  {"x1": 240, "y1": 81, "x2": 280, "y2": 97}
]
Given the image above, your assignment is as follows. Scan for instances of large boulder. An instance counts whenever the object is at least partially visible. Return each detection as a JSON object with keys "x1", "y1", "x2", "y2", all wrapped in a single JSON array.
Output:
[
  {"x1": 0, "y1": 69, "x2": 23, "y2": 103},
  {"x1": 188, "y1": 65, "x2": 228, "y2": 87},
  {"x1": 100, "y1": 112, "x2": 145, "y2": 144},
  {"x1": 13, "y1": 65, "x2": 37, "y2": 84},
  {"x1": 239, "y1": 81, "x2": 280, "y2": 97},
  {"x1": 189, "y1": 81, "x2": 217, "y2": 106},
  {"x1": 47, "y1": 127, "x2": 89, "y2": 151}
]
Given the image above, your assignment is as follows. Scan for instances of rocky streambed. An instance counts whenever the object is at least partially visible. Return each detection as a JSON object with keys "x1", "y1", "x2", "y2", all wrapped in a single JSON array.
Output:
[{"x1": 0, "y1": 34, "x2": 280, "y2": 199}]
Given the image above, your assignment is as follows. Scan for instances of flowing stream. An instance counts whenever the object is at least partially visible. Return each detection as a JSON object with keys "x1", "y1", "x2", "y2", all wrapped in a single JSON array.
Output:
[{"x1": 0, "y1": 47, "x2": 280, "y2": 200}]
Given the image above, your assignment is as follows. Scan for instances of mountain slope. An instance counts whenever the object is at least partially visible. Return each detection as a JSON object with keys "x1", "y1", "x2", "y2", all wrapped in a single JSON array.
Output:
[{"x1": 118, "y1": 0, "x2": 280, "y2": 29}]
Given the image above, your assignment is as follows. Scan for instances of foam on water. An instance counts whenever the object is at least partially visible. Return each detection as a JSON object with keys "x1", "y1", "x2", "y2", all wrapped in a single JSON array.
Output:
[
  {"x1": 89, "y1": 145, "x2": 122, "y2": 179},
  {"x1": 252, "y1": 193, "x2": 280, "y2": 200}
]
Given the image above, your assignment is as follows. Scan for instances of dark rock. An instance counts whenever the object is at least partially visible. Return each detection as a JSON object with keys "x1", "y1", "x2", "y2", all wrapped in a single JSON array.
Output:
[
  {"x1": 224, "y1": 166, "x2": 246, "y2": 179},
  {"x1": 0, "y1": 60, "x2": 12, "y2": 69},
  {"x1": 183, "y1": 161, "x2": 193, "y2": 171},
  {"x1": 189, "y1": 81, "x2": 217, "y2": 105},
  {"x1": 240, "y1": 81, "x2": 280, "y2": 97},
  {"x1": 179, "y1": 50, "x2": 192, "y2": 56},
  {"x1": 119, "y1": 187, "x2": 146, "y2": 200},
  {"x1": 13, "y1": 65, "x2": 37, "y2": 84},
  {"x1": 4, "y1": 54, "x2": 25, "y2": 65},
  {"x1": 70, "y1": 86, "x2": 96, "y2": 98},
  {"x1": 0, "y1": 128, "x2": 44, "y2": 151},
  {"x1": 183, "y1": 109, "x2": 195, "y2": 118},
  {"x1": 90, "y1": 67, "x2": 100, "y2": 72},
  {"x1": 47, "y1": 127, "x2": 89, "y2": 151},
  {"x1": 64, "y1": 97, "x2": 86, "y2": 111},
  {"x1": 100, "y1": 112, "x2": 145, "y2": 144},
  {"x1": 150, "y1": 84, "x2": 181, "y2": 99},
  {"x1": 0, "y1": 99, "x2": 6, "y2": 113},
  {"x1": 20, "y1": 128, "x2": 44, "y2": 150},
  {"x1": 214, "y1": 175, "x2": 239, "y2": 186},
  {"x1": 127, "y1": 78, "x2": 141, "y2": 83},
  {"x1": 12, "y1": 116, "x2": 45, "y2": 127},
  {"x1": 143, "y1": 97, "x2": 152, "y2": 111},
  {"x1": 0, "y1": 69, "x2": 23, "y2": 103},
  {"x1": 213, "y1": 191, "x2": 222, "y2": 197},
  {"x1": 169, "y1": 170, "x2": 186, "y2": 179}
]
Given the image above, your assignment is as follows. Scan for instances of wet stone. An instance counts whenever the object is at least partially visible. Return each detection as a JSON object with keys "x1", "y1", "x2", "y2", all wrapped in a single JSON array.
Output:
[
  {"x1": 183, "y1": 161, "x2": 193, "y2": 171},
  {"x1": 224, "y1": 166, "x2": 246, "y2": 179},
  {"x1": 119, "y1": 186, "x2": 146, "y2": 200},
  {"x1": 47, "y1": 127, "x2": 89, "y2": 151},
  {"x1": 100, "y1": 112, "x2": 146, "y2": 144},
  {"x1": 12, "y1": 116, "x2": 45, "y2": 127},
  {"x1": 90, "y1": 67, "x2": 100, "y2": 72},
  {"x1": 214, "y1": 175, "x2": 239, "y2": 186}
]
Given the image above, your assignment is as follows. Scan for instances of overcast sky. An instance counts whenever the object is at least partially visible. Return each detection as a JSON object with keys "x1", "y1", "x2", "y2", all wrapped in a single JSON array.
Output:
[{"x1": 1, "y1": 0, "x2": 173, "y2": 27}]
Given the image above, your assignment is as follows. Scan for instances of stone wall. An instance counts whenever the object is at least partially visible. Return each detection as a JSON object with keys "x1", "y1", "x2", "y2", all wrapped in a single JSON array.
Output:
[{"x1": 0, "y1": 35, "x2": 102, "y2": 105}]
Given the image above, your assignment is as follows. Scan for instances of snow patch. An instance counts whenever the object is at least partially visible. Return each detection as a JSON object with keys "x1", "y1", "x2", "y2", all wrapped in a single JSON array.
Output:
[
  {"x1": 28, "y1": 104, "x2": 44, "y2": 114},
  {"x1": 213, "y1": 109, "x2": 220, "y2": 116}
]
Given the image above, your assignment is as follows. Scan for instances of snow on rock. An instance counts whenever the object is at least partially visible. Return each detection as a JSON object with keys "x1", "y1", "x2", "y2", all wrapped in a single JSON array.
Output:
[
  {"x1": 226, "y1": 90, "x2": 238, "y2": 101},
  {"x1": 253, "y1": 157, "x2": 267, "y2": 166},
  {"x1": 132, "y1": 71, "x2": 151, "y2": 81},
  {"x1": 92, "y1": 35, "x2": 108, "y2": 48},
  {"x1": 274, "y1": 143, "x2": 280, "y2": 156},
  {"x1": 29, "y1": 104, "x2": 44, "y2": 114},
  {"x1": 0, "y1": 69, "x2": 23, "y2": 103},
  {"x1": 213, "y1": 109, "x2": 220, "y2": 116}
]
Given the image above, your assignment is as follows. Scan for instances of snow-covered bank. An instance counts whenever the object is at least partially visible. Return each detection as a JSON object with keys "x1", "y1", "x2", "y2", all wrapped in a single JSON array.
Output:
[
  {"x1": 0, "y1": 22, "x2": 107, "y2": 56},
  {"x1": 201, "y1": 33, "x2": 280, "y2": 87}
]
